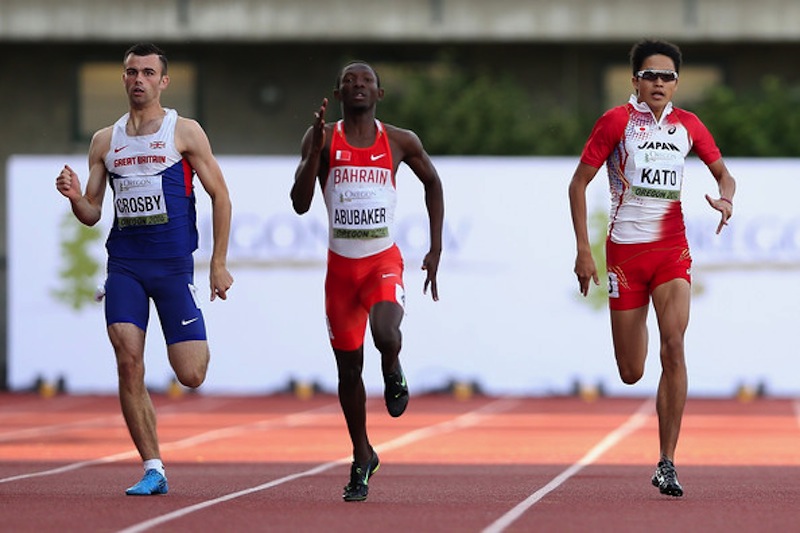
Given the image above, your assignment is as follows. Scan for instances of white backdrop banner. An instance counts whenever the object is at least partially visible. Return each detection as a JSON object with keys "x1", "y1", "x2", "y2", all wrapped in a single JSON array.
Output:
[{"x1": 8, "y1": 155, "x2": 798, "y2": 396}]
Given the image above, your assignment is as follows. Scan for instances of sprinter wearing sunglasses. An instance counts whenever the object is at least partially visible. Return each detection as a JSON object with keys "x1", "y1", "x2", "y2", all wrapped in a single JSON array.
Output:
[{"x1": 568, "y1": 39, "x2": 736, "y2": 497}]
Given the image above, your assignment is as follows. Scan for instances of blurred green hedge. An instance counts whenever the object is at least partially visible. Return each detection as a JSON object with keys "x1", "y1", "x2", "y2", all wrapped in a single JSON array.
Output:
[{"x1": 378, "y1": 68, "x2": 800, "y2": 157}]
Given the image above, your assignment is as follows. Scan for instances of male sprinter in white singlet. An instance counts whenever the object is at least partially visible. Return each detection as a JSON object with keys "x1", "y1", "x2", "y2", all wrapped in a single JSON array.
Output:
[
  {"x1": 292, "y1": 61, "x2": 444, "y2": 502},
  {"x1": 56, "y1": 43, "x2": 233, "y2": 496},
  {"x1": 569, "y1": 39, "x2": 735, "y2": 498}
]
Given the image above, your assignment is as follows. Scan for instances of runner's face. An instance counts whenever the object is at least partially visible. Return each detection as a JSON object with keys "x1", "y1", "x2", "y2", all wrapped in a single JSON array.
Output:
[
  {"x1": 633, "y1": 54, "x2": 678, "y2": 115},
  {"x1": 335, "y1": 64, "x2": 383, "y2": 110},
  {"x1": 123, "y1": 54, "x2": 169, "y2": 107}
]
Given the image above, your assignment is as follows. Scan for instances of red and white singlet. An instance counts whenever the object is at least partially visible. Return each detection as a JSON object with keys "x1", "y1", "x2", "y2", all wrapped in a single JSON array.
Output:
[
  {"x1": 580, "y1": 95, "x2": 722, "y2": 244},
  {"x1": 324, "y1": 119, "x2": 397, "y2": 258}
]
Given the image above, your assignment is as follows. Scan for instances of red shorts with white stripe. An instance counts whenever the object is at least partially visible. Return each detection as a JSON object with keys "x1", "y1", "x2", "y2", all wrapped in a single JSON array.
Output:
[
  {"x1": 325, "y1": 244, "x2": 405, "y2": 351},
  {"x1": 605, "y1": 236, "x2": 692, "y2": 311}
]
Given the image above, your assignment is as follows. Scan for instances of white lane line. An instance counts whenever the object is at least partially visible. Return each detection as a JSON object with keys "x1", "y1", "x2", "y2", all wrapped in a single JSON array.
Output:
[
  {"x1": 482, "y1": 398, "x2": 655, "y2": 533},
  {"x1": 0, "y1": 403, "x2": 340, "y2": 484},
  {"x1": 115, "y1": 397, "x2": 521, "y2": 533},
  {"x1": 0, "y1": 415, "x2": 123, "y2": 442},
  {"x1": 0, "y1": 396, "x2": 237, "y2": 443}
]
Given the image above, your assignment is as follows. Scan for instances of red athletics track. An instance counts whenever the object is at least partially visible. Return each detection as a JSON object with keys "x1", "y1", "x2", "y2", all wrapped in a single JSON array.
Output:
[{"x1": 0, "y1": 392, "x2": 799, "y2": 532}]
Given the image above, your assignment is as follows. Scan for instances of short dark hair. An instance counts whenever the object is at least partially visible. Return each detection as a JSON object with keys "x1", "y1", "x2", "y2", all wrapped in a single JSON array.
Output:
[
  {"x1": 629, "y1": 39, "x2": 682, "y2": 74},
  {"x1": 335, "y1": 61, "x2": 381, "y2": 89},
  {"x1": 124, "y1": 43, "x2": 168, "y2": 75}
]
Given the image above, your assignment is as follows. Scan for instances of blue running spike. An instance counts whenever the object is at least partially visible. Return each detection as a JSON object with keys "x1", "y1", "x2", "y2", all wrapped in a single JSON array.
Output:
[{"x1": 126, "y1": 469, "x2": 169, "y2": 496}]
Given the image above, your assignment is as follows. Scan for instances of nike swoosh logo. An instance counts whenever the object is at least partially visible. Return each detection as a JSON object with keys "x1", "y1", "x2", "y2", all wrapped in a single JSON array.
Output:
[
  {"x1": 381, "y1": 273, "x2": 397, "y2": 279},
  {"x1": 114, "y1": 146, "x2": 128, "y2": 153},
  {"x1": 394, "y1": 376, "x2": 407, "y2": 398},
  {"x1": 181, "y1": 317, "x2": 199, "y2": 326},
  {"x1": 370, "y1": 153, "x2": 386, "y2": 161}
]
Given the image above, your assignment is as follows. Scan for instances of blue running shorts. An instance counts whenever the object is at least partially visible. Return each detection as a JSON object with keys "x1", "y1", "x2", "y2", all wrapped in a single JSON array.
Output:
[{"x1": 104, "y1": 255, "x2": 207, "y2": 344}]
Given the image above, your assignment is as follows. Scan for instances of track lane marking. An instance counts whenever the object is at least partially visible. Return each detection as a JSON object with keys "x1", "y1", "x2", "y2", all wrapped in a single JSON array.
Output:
[
  {"x1": 482, "y1": 398, "x2": 655, "y2": 533},
  {"x1": 115, "y1": 397, "x2": 521, "y2": 533},
  {"x1": 0, "y1": 396, "x2": 238, "y2": 443},
  {"x1": 0, "y1": 402, "x2": 341, "y2": 484}
]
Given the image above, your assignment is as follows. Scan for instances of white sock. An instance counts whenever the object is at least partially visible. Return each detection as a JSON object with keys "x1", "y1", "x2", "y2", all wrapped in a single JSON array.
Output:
[{"x1": 143, "y1": 459, "x2": 165, "y2": 476}]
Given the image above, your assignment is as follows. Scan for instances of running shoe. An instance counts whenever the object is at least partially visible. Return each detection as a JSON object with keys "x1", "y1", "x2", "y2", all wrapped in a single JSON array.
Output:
[
  {"x1": 342, "y1": 450, "x2": 380, "y2": 502},
  {"x1": 383, "y1": 365, "x2": 409, "y2": 417},
  {"x1": 651, "y1": 458, "x2": 683, "y2": 497},
  {"x1": 125, "y1": 469, "x2": 169, "y2": 496}
]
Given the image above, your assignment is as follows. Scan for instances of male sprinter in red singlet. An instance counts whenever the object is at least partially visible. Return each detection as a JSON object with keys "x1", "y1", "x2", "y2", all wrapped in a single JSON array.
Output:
[
  {"x1": 56, "y1": 43, "x2": 233, "y2": 495},
  {"x1": 569, "y1": 39, "x2": 736, "y2": 497},
  {"x1": 292, "y1": 61, "x2": 444, "y2": 502}
]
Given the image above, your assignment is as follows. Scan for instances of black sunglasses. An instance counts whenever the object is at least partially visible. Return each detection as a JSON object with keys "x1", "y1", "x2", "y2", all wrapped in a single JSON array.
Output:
[{"x1": 636, "y1": 69, "x2": 679, "y2": 82}]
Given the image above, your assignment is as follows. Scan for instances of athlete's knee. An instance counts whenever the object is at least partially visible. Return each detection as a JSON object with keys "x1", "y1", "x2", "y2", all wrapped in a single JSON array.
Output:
[
  {"x1": 116, "y1": 354, "x2": 145, "y2": 383},
  {"x1": 176, "y1": 366, "x2": 207, "y2": 388},
  {"x1": 373, "y1": 330, "x2": 401, "y2": 357},
  {"x1": 175, "y1": 355, "x2": 208, "y2": 388},
  {"x1": 369, "y1": 302, "x2": 403, "y2": 353},
  {"x1": 335, "y1": 355, "x2": 363, "y2": 388},
  {"x1": 660, "y1": 336, "x2": 686, "y2": 374},
  {"x1": 168, "y1": 342, "x2": 209, "y2": 388},
  {"x1": 616, "y1": 360, "x2": 645, "y2": 385},
  {"x1": 371, "y1": 318, "x2": 402, "y2": 355},
  {"x1": 340, "y1": 366, "x2": 363, "y2": 388},
  {"x1": 619, "y1": 369, "x2": 644, "y2": 385},
  {"x1": 109, "y1": 325, "x2": 145, "y2": 371},
  {"x1": 113, "y1": 342, "x2": 145, "y2": 380}
]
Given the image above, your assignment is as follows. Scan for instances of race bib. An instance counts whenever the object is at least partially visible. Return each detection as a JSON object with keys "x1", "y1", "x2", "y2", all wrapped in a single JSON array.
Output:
[
  {"x1": 631, "y1": 150, "x2": 683, "y2": 201},
  {"x1": 330, "y1": 181, "x2": 392, "y2": 240},
  {"x1": 113, "y1": 175, "x2": 168, "y2": 227}
]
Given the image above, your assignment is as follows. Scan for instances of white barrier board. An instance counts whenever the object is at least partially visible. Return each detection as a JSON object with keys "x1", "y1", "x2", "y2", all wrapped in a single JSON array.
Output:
[{"x1": 8, "y1": 155, "x2": 798, "y2": 396}]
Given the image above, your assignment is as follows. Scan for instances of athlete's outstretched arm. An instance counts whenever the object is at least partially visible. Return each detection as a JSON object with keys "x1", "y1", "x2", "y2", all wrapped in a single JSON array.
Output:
[
  {"x1": 177, "y1": 117, "x2": 233, "y2": 301},
  {"x1": 397, "y1": 128, "x2": 444, "y2": 301},
  {"x1": 569, "y1": 162, "x2": 601, "y2": 296},
  {"x1": 56, "y1": 127, "x2": 111, "y2": 227},
  {"x1": 703, "y1": 158, "x2": 736, "y2": 235},
  {"x1": 292, "y1": 98, "x2": 328, "y2": 214}
]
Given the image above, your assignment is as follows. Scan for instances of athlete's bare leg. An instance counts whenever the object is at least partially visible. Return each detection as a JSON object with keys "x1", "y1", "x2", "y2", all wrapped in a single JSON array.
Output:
[
  {"x1": 610, "y1": 305, "x2": 650, "y2": 384},
  {"x1": 369, "y1": 301, "x2": 404, "y2": 376},
  {"x1": 334, "y1": 346, "x2": 372, "y2": 464},
  {"x1": 108, "y1": 322, "x2": 160, "y2": 462},
  {"x1": 651, "y1": 278, "x2": 690, "y2": 461},
  {"x1": 167, "y1": 340, "x2": 210, "y2": 388}
]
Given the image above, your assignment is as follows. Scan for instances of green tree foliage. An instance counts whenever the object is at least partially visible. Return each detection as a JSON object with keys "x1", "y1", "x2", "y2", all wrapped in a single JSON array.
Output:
[
  {"x1": 379, "y1": 66, "x2": 589, "y2": 156},
  {"x1": 379, "y1": 62, "x2": 800, "y2": 157},
  {"x1": 690, "y1": 76, "x2": 800, "y2": 156},
  {"x1": 51, "y1": 212, "x2": 102, "y2": 310}
]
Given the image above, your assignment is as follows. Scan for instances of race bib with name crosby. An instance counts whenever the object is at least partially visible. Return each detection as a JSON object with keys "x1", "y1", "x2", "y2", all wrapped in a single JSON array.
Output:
[{"x1": 113, "y1": 175, "x2": 168, "y2": 228}]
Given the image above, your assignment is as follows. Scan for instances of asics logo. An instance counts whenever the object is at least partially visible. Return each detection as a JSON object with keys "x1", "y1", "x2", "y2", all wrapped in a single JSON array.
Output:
[
  {"x1": 370, "y1": 153, "x2": 386, "y2": 161},
  {"x1": 181, "y1": 317, "x2": 199, "y2": 326}
]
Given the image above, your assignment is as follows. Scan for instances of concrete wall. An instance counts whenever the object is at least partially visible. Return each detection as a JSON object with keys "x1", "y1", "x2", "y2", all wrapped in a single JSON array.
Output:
[{"x1": 2, "y1": 0, "x2": 800, "y2": 42}]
